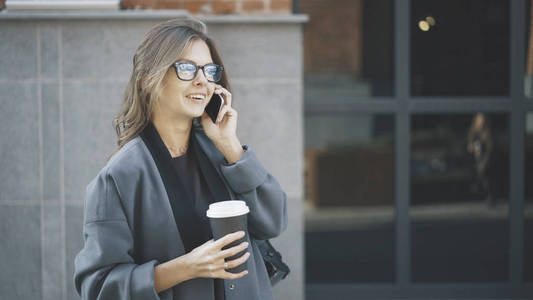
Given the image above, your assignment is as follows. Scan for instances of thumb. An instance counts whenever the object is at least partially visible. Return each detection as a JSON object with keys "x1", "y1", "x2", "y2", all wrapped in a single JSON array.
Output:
[{"x1": 201, "y1": 113, "x2": 215, "y2": 128}]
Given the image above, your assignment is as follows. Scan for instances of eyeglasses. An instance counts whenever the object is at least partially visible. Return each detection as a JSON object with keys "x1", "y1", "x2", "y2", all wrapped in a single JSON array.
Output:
[{"x1": 173, "y1": 61, "x2": 224, "y2": 83}]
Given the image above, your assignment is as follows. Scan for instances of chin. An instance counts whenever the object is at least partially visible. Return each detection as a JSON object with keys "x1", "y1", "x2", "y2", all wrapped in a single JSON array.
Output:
[{"x1": 189, "y1": 109, "x2": 205, "y2": 119}]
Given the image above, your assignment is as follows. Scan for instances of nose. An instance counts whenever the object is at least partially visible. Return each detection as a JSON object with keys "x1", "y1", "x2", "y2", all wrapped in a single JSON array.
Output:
[{"x1": 192, "y1": 67, "x2": 208, "y2": 86}]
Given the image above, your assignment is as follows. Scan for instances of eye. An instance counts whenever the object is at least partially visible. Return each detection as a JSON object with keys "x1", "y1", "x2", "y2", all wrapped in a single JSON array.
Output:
[
  {"x1": 204, "y1": 64, "x2": 218, "y2": 75},
  {"x1": 179, "y1": 63, "x2": 196, "y2": 72}
]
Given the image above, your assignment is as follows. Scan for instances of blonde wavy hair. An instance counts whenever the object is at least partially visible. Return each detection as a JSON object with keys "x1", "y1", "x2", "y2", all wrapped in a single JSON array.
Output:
[{"x1": 109, "y1": 17, "x2": 230, "y2": 159}]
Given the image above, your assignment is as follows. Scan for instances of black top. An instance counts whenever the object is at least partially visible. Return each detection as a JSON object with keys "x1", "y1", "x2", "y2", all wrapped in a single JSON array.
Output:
[
  {"x1": 171, "y1": 149, "x2": 213, "y2": 243},
  {"x1": 171, "y1": 148, "x2": 225, "y2": 300}
]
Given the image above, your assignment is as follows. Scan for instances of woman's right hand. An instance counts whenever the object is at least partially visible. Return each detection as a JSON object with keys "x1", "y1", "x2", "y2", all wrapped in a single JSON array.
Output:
[{"x1": 184, "y1": 231, "x2": 250, "y2": 280}]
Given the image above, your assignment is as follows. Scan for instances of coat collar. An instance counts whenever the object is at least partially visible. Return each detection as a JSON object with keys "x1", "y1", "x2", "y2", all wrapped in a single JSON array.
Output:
[
  {"x1": 140, "y1": 122, "x2": 230, "y2": 252},
  {"x1": 190, "y1": 131, "x2": 232, "y2": 202}
]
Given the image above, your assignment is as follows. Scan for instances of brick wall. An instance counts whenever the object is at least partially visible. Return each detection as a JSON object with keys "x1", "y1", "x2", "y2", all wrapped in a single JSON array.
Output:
[
  {"x1": 299, "y1": 0, "x2": 362, "y2": 75},
  {"x1": 121, "y1": 0, "x2": 292, "y2": 14}
]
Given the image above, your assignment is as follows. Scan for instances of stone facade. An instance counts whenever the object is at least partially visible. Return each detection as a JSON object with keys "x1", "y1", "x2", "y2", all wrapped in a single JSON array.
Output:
[{"x1": 0, "y1": 11, "x2": 305, "y2": 300}]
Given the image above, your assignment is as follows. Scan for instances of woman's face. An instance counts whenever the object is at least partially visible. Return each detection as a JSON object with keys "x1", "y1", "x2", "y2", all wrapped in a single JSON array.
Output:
[{"x1": 156, "y1": 39, "x2": 216, "y2": 122}]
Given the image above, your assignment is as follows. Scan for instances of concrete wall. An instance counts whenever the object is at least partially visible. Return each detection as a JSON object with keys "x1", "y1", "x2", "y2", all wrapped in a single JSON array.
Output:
[{"x1": 0, "y1": 11, "x2": 305, "y2": 300}]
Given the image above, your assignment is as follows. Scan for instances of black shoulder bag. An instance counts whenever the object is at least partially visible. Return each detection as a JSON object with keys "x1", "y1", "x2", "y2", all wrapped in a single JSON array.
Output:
[{"x1": 256, "y1": 239, "x2": 290, "y2": 286}]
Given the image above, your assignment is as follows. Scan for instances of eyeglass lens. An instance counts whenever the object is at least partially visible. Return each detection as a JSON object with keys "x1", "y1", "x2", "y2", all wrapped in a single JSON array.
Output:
[{"x1": 176, "y1": 62, "x2": 222, "y2": 82}]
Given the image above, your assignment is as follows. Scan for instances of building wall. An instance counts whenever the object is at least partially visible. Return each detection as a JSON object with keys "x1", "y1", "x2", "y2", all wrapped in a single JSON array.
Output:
[
  {"x1": 122, "y1": 0, "x2": 292, "y2": 14},
  {"x1": 299, "y1": 0, "x2": 362, "y2": 75},
  {"x1": 0, "y1": 0, "x2": 292, "y2": 14},
  {"x1": 0, "y1": 11, "x2": 305, "y2": 300}
]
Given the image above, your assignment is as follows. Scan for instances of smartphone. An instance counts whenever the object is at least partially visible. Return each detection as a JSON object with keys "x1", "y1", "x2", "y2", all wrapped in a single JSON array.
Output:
[{"x1": 205, "y1": 93, "x2": 224, "y2": 123}]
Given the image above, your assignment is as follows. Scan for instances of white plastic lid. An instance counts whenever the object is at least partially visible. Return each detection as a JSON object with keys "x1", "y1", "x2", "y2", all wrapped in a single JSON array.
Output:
[{"x1": 206, "y1": 200, "x2": 250, "y2": 218}]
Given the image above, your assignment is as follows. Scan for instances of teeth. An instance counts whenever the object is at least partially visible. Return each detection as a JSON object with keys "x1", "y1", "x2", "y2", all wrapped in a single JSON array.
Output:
[{"x1": 188, "y1": 94, "x2": 205, "y2": 100}]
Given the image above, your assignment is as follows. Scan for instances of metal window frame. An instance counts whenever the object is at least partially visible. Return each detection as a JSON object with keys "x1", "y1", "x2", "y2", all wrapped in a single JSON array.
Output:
[{"x1": 304, "y1": 0, "x2": 533, "y2": 297}]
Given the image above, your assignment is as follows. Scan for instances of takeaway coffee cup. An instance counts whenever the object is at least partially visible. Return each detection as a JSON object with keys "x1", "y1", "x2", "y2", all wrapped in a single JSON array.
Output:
[{"x1": 206, "y1": 200, "x2": 250, "y2": 273}]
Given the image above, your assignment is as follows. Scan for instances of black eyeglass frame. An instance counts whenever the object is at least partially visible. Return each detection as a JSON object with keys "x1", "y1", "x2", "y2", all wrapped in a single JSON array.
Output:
[{"x1": 172, "y1": 61, "x2": 224, "y2": 83}]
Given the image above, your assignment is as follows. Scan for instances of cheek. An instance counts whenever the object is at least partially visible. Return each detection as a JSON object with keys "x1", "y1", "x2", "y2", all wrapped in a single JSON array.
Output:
[{"x1": 164, "y1": 81, "x2": 187, "y2": 100}]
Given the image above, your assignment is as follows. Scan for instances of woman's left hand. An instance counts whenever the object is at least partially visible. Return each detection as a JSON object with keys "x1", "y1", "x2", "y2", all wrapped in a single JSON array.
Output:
[{"x1": 201, "y1": 85, "x2": 244, "y2": 163}]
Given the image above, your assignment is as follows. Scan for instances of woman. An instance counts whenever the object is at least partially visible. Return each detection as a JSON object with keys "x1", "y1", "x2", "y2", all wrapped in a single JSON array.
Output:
[{"x1": 73, "y1": 17, "x2": 287, "y2": 300}]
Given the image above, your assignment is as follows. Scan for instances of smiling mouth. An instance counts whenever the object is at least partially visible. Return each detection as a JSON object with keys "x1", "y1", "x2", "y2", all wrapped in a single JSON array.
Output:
[{"x1": 186, "y1": 94, "x2": 206, "y2": 102}]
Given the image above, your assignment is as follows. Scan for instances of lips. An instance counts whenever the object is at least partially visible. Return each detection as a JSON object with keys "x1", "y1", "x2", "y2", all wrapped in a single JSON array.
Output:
[{"x1": 186, "y1": 93, "x2": 206, "y2": 101}]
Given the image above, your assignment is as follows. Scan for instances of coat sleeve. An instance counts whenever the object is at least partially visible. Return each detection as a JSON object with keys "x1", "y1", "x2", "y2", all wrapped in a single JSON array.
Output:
[
  {"x1": 73, "y1": 170, "x2": 160, "y2": 300},
  {"x1": 219, "y1": 146, "x2": 288, "y2": 240}
]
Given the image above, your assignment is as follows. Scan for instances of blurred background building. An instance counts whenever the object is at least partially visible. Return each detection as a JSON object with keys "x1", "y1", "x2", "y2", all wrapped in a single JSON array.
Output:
[
  {"x1": 1, "y1": 0, "x2": 533, "y2": 299},
  {"x1": 300, "y1": 0, "x2": 532, "y2": 299}
]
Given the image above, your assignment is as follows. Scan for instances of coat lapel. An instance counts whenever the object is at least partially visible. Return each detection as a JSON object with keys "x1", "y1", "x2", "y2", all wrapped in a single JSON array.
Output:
[
  {"x1": 140, "y1": 122, "x2": 202, "y2": 253},
  {"x1": 191, "y1": 131, "x2": 231, "y2": 202},
  {"x1": 140, "y1": 123, "x2": 235, "y2": 253},
  {"x1": 193, "y1": 128, "x2": 236, "y2": 199}
]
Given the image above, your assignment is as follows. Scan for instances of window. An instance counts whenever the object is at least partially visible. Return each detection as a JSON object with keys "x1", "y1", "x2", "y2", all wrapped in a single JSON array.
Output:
[{"x1": 410, "y1": 114, "x2": 509, "y2": 282}]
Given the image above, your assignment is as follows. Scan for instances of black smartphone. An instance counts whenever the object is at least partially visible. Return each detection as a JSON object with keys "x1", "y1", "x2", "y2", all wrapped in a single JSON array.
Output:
[{"x1": 205, "y1": 93, "x2": 224, "y2": 123}]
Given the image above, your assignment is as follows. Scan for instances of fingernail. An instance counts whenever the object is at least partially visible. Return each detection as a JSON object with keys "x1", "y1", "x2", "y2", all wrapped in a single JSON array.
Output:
[{"x1": 243, "y1": 242, "x2": 249, "y2": 247}]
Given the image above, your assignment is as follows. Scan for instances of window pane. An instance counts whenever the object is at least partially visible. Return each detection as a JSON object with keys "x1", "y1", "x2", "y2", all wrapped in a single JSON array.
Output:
[
  {"x1": 301, "y1": 0, "x2": 394, "y2": 99},
  {"x1": 525, "y1": 112, "x2": 533, "y2": 281},
  {"x1": 410, "y1": 114, "x2": 509, "y2": 282},
  {"x1": 411, "y1": 0, "x2": 509, "y2": 96},
  {"x1": 526, "y1": 0, "x2": 533, "y2": 98},
  {"x1": 305, "y1": 114, "x2": 395, "y2": 283}
]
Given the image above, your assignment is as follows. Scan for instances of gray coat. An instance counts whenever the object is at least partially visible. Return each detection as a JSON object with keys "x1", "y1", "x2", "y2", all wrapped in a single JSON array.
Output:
[{"x1": 73, "y1": 125, "x2": 288, "y2": 300}]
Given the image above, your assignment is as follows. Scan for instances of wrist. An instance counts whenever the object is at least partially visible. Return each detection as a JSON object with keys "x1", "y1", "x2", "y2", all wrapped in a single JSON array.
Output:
[
  {"x1": 215, "y1": 136, "x2": 244, "y2": 164},
  {"x1": 154, "y1": 254, "x2": 195, "y2": 293},
  {"x1": 178, "y1": 254, "x2": 196, "y2": 281}
]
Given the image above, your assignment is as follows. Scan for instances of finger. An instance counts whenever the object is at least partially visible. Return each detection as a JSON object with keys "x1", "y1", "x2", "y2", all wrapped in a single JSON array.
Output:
[
  {"x1": 213, "y1": 231, "x2": 245, "y2": 249},
  {"x1": 226, "y1": 107, "x2": 237, "y2": 118},
  {"x1": 218, "y1": 107, "x2": 237, "y2": 124},
  {"x1": 225, "y1": 252, "x2": 250, "y2": 269},
  {"x1": 201, "y1": 111, "x2": 211, "y2": 123},
  {"x1": 216, "y1": 85, "x2": 232, "y2": 107},
  {"x1": 220, "y1": 270, "x2": 249, "y2": 280},
  {"x1": 213, "y1": 258, "x2": 227, "y2": 271},
  {"x1": 201, "y1": 113, "x2": 216, "y2": 130},
  {"x1": 217, "y1": 241, "x2": 249, "y2": 259},
  {"x1": 216, "y1": 105, "x2": 229, "y2": 124},
  {"x1": 223, "y1": 91, "x2": 232, "y2": 108}
]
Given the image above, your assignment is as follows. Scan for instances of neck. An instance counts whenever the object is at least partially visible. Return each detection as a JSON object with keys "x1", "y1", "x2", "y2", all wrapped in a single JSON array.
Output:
[{"x1": 152, "y1": 114, "x2": 193, "y2": 158}]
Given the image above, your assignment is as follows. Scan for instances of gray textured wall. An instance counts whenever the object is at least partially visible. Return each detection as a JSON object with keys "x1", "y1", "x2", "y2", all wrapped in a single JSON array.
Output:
[{"x1": 0, "y1": 11, "x2": 305, "y2": 300}]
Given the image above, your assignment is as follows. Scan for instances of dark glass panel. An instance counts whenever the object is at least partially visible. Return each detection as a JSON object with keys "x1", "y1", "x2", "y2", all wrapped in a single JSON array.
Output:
[
  {"x1": 411, "y1": 114, "x2": 509, "y2": 282},
  {"x1": 525, "y1": 0, "x2": 533, "y2": 98},
  {"x1": 525, "y1": 112, "x2": 533, "y2": 281},
  {"x1": 411, "y1": 0, "x2": 509, "y2": 96},
  {"x1": 305, "y1": 114, "x2": 395, "y2": 283}
]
